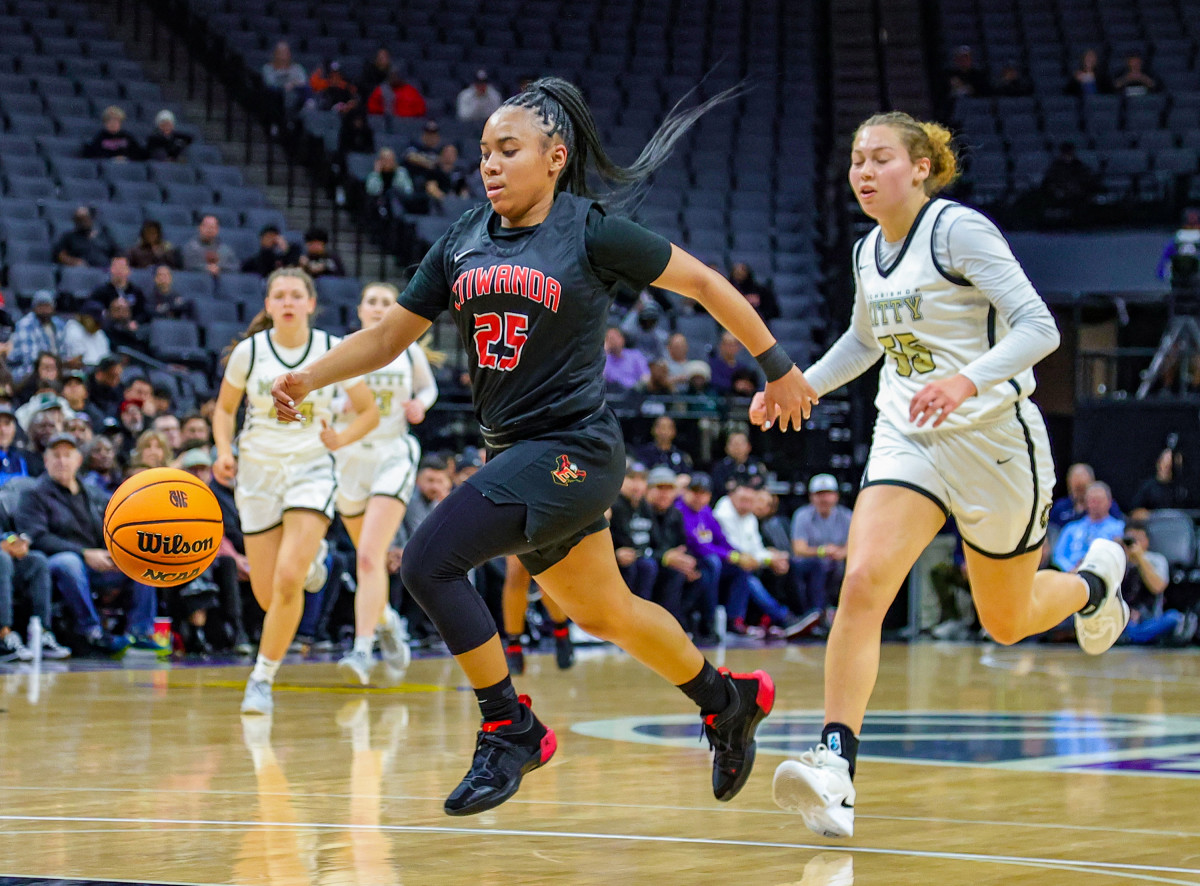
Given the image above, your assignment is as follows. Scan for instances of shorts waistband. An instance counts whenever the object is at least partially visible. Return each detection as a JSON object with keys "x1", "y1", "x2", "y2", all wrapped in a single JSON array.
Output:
[{"x1": 480, "y1": 405, "x2": 607, "y2": 450}]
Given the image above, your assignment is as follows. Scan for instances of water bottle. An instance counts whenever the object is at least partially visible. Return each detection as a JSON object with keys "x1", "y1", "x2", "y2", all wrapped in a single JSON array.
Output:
[
  {"x1": 714, "y1": 605, "x2": 727, "y2": 644},
  {"x1": 28, "y1": 615, "x2": 42, "y2": 664}
]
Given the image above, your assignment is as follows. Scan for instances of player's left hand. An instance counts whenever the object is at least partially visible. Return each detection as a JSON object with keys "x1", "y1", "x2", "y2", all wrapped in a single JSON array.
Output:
[
  {"x1": 403, "y1": 399, "x2": 427, "y2": 424},
  {"x1": 318, "y1": 419, "x2": 341, "y2": 450},
  {"x1": 751, "y1": 366, "x2": 819, "y2": 432},
  {"x1": 272, "y1": 370, "x2": 313, "y2": 423},
  {"x1": 909, "y1": 375, "x2": 978, "y2": 428}
]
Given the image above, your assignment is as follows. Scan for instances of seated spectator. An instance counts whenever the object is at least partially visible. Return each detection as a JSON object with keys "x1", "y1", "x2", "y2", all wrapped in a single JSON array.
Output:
[
  {"x1": 9, "y1": 292, "x2": 74, "y2": 383},
  {"x1": 297, "y1": 228, "x2": 346, "y2": 278},
  {"x1": 1040, "y1": 142, "x2": 1097, "y2": 222},
  {"x1": 682, "y1": 359, "x2": 715, "y2": 396},
  {"x1": 17, "y1": 389, "x2": 70, "y2": 436},
  {"x1": 53, "y1": 207, "x2": 118, "y2": 268},
  {"x1": 150, "y1": 385, "x2": 173, "y2": 418},
  {"x1": 0, "y1": 404, "x2": 41, "y2": 484},
  {"x1": 145, "y1": 110, "x2": 193, "y2": 162},
  {"x1": 674, "y1": 472, "x2": 730, "y2": 641},
  {"x1": 366, "y1": 70, "x2": 427, "y2": 118},
  {"x1": 182, "y1": 216, "x2": 238, "y2": 276},
  {"x1": 644, "y1": 359, "x2": 674, "y2": 394},
  {"x1": 365, "y1": 148, "x2": 419, "y2": 246},
  {"x1": 128, "y1": 220, "x2": 182, "y2": 270},
  {"x1": 620, "y1": 300, "x2": 669, "y2": 361},
  {"x1": 0, "y1": 493, "x2": 67, "y2": 662},
  {"x1": 90, "y1": 256, "x2": 149, "y2": 323},
  {"x1": 1130, "y1": 446, "x2": 1189, "y2": 518},
  {"x1": 19, "y1": 432, "x2": 166, "y2": 653},
  {"x1": 1049, "y1": 462, "x2": 1122, "y2": 529},
  {"x1": 426, "y1": 144, "x2": 473, "y2": 202},
  {"x1": 946, "y1": 45, "x2": 989, "y2": 98},
  {"x1": 403, "y1": 120, "x2": 443, "y2": 195},
  {"x1": 81, "y1": 435, "x2": 120, "y2": 496},
  {"x1": 1156, "y1": 208, "x2": 1200, "y2": 290},
  {"x1": 644, "y1": 467, "x2": 702, "y2": 629},
  {"x1": 261, "y1": 41, "x2": 309, "y2": 114},
  {"x1": 336, "y1": 106, "x2": 375, "y2": 165},
  {"x1": 634, "y1": 415, "x2": 693, "y2": 475},
  {"x1": 708, "y1": 331, "x2": 760, "y2": 395},
  {"x1": 152, "y1": 413, "x2": 182, "y2": 454},
  {"x1": 241, "y1": 225, "x2": 300, "y2": 277},
  {"x1": 358, "y1": 47, "x2": 393, "y2": 98},
  {"x1": 181, "y1": 413, "x2": 211, "y2": 445},
  {"x1": 1113, "y1": 53, "x2": 1158, "y2": 97},
  {"x1": 61, "y1": 371, "x2": 98, "y2": 425},
  {"x1": 1066, "y1": 48, "x2": 1112, "y2": 96},
  {"x1": 610, "y1": 462, "x2": 655, "y2": 599},
  {"x1": 25, "y1": 410, "x2": 63, "y2": 463},
  {"x1": 82, "y1": 105, "x2": 143, "y2": 161},
  {"x1": 13, "y1": 350, "x2": 62, "y2": 405},
  {"x1": 729, "y1": 263, "x2": 779, "y2": 323},
  {"x1": 790, "y1": 473, "x2": 851, "y2": 622},
  {"x1": 1118, "y1": 523, "x2": 1195, "y2": 645},
  {"x1": 993, "y1": 61, "x2": 1032, "y2": 97},
  {"x1": 1052, "y1": 481, "x2": 1124, "y2": 571},
  {"x1": 87, "y1": 355, "x2": 124, "y2": 418},
  {"x1": 310, "y1": 61, "x2": 357, "y2": 113},
  {"x1": 131, "y1": 428, "x2": 172, "y2": 470},
  {"x1": 65, "y1": 412, "x2": 93, "y2": 447},
  {"x1": 663, "y1": 332, "x2": 691, "y2": 387},
  {"x1": 711, "y1": 428, "x2": 769, "y2": 494},
  {"x1": 122, "y1": 377, "x2": 157, "y2": 418},
  {"x1": 103, "y1": 295, "x2": 146, "y2": 352},
  {"x1": 390, "y1": 455, "x2": 452, "y2": 640},
  {"x1": 456, "y1": 68, "x2": 503, "y2": 122},
  {"x1": 64, "y1": 302, "x2": 111, "y2": 370},
  {"x1": 147, "y1": 265, "x2": 194, "y2": 320},
  {"x1": 603, "y1": 327, "x2": 649, "y2": 390}
]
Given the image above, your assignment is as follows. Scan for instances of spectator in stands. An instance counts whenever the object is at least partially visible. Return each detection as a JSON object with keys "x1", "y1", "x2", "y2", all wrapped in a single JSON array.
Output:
[
  {"x1": 946, "y1": 45, "x2": 989, "y2": 98},
  {"x1": 0, "y1": 495, "x2": 65, "y2": 662},
  {"x1": 644, "y1": 359, "x2": 674, "y2": 394},
  {"x1": 611, "y1": 461, "x2": 656, "y2": 599},
  {"x1": 102, "y1": 295, "x2": 146, "y2": 352},
  {"x1": 82, "y1": 106, "x2": 143, "y2": 161},
  {"x1": 241, "y1": 225, "x2": 300, "y2": 277},
  {"x1": 9, "y1": 293, "x2": 71, "y2": 383},
  {"x1": 82, "y1": 436, "x2": 119, "y2": 495},
  {"x1": 1052, "y1": 481, "x2": 1124, "y2": 571},
  {"x1": 634, "y1": 415, "x2": 693, "y2": 475},
  {"x1": 1113, "y1": 53, "x2": 1159, "y2": 97},
  {"x1": 790, "y1": 473, "x2": 851, "y2": 622},
  {"x1": 708, "y1": 331, "x2": 760, "y2": 395},
  {"x1": 0, "y1": 404, "x2": 41, "y2": 485},
  {"x1": 53, "y1": 207, "x2": 118, "y2": 268},
  {"x1": 1040, "y1": 142, "x2": 1098, "y2": 223},
  {"x1": 1156, "y1": 207, "x2": 1200, "y2": 289},
  {"x1": 13, "y1": 350, "x2": 61, "y2": 406},
  {"x1": 147, "y1": 265, "x2": 194, "y2": 320},
  {"x1": 1118, "y1": 522, "x2": 1194, "y2": 645},
  {"x1": 309, "y1": 61, "x2": 357, "y2": 113},
  {"x1": 145, "y1": 110, "x2": 193, "y2": 162},
  {"x1": 1049, "y1": 462, "x2": 1122, "y2": 529},
  {"x1": 297, "y1": 227, "x2": 346, "y2": 278},
  {"x1": 128, "y1": 220, "x2": 182, "y2": 270},
  {"x1": 603, "y1": 326, "x2": 650, "y2": 390},
  {"x1": 336, "y1": 106, "x2": 375, "y2": 165},
  {"x1": 182, "y1": 216, "x2": 238, "y2": 276},
  {"x1": 16, "y1": 388, "x2": 68, "y2": 438},
  {"x1": 61, "y1": 372, "x2": 98, "y2": 427},
  {"x1": 402, "y1": 120, "x2": 444, "y2": 205},
  {"x1": 123, "y1": 377, "x2": 156, "y2": 418},
  {"x1": 152, "y1": 413, "x2": 182, "y2": 454},
  {"x1": 620, "y1": 299, "x2": 669, "y2": 361},
  {"x1": 66, "y1": 413, "x2": 92, "y2": 447},
  {"x1": 756, "y1": 488, "x2": 818, "y2": 630},
  {"x1": 644, "y1": 467, "x2": 701, "y2": 629},
  {"x1": 131, "y1": 428, "x2": 172, "y2": 470},
  {"x1": 87, "y1": 356, "x2": 124, "y2": 419},
  {"x1": 710, "y1": 428, "x2": 768, "y2": 494},
  {"x1": 662, "y1": 332, "x2": 691, "y2": 386},
  {"x1": 456, "y1": 68, "x2": 503, "y2": 123},
  {"x1": 65, "y1": 301, "x2": 111, "y2": 369},
  {"x1": 1130, "y1": 445, "x2": 1189, "y2": 517},
  {"x1": 181, "y1": 413, "x2": 211, "y2": 445},
  {"x1": 150, "y1": 385, "x2": 173, "y2": 418},
  {"x1": 261, "y1": 41, "x2": 308, "y2": 115},
  {"x1": 673, "y1": 472, "x2": 726, "y2": 641},
  {"x1": 1066, "y1": 49, "x2": 1113, "y2": 96},
  {"x1": 366, "y1": 70, "x2": 427, "y2": 118},
  {"x1": 358, "y1": 47, "x2": 393, "y2": 98},
  {"x1": 993, "y1": 61, "x2": 1033, "y2": 97},
  {"x1": 426, "y1": 144, "x2": 474, "y2": 203},
  {"x1": 729, "y1": 263, "x2": 779, "y2": 323},
  {"x1": 365, "y1": 148, "x2": 417, "y2": 219},
  {"x1": 90, "y1": 256, "x2": 149, "y2": 323}
]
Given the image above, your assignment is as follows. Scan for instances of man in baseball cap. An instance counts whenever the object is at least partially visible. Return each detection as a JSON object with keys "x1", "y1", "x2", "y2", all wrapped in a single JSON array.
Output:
[{"x1": 790, "y1": 473, "x2": 853, "y2": 627}]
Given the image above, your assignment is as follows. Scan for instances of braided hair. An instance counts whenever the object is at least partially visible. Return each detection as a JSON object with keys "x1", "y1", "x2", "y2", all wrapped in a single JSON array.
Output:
[{"x1": 501, "y1": 76, "x2": 744, "y2": 212}]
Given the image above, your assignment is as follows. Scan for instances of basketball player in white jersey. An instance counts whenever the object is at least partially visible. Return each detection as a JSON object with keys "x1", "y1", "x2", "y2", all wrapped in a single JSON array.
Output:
[
  {"x1": 335, "y1": 282, "x2": 438, "y2": 685},
  {"x1": 761, "y1": 112, "x2": 1129, "y2": 838},
  {"x1": 212, "y1": 268, "x2": 380, "y2": 715}
]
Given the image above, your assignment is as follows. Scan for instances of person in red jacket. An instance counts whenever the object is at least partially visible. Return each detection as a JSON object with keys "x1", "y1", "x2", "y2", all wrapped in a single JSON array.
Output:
[{"x1": 367, "y1": 71, "x2": 427, "y2": 118}]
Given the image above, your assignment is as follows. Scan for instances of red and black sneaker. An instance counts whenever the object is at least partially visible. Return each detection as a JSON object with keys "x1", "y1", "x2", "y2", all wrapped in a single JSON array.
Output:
[
  {"x1": 505, "y1": 639, "x2": 525, "y2": 675},
  {"x1": 553, "y1": 625, "x2": 574, "y2": 670},
  {"x1": 444, "y1": 694, "x2": 557, "y2": 816},
  {"x1": 703, "y1": 667, "x2": 775, "y2": 801}
]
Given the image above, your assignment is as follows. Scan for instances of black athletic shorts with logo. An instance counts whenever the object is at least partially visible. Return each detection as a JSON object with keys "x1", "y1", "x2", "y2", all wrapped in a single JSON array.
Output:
[{"x1": 465, "y1": 407, "x2": 625, "y2": 575}]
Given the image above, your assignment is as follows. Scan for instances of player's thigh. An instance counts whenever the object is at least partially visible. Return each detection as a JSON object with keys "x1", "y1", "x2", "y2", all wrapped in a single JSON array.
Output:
[
  {"x1": 243, "y1": 525, "x2": 283, "y2": 610},
  {"x1": 534, "y1": 529, "x2": 635, "y2": 631},
  {"x1": 963, "y1": 545, "x2": 1043, "y2": 630},
  {"x1": 276, "y1": 509, "x2": 332, "y2": 588}
]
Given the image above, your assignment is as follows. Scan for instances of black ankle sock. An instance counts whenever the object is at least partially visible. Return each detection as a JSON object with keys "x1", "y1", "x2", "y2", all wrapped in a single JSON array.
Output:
[
  {"x1": 822, "y1": 722, "x2": 860, "y2": 779},
  {"x1": 551, "y1": 620, "x2": 570, "y2": 638},
  {"x1": 475, "y1": 675, "x2": 523, "y2": 724},
  {"x1": 678, "y1": 661, "x2": 732, "y2": 715},
  {"x1": 504, "y1": 633, "x2": 522, "y2": 649},
  {"x1": 1077, "y1": 571, "x2": 1106, "y2": 616}
]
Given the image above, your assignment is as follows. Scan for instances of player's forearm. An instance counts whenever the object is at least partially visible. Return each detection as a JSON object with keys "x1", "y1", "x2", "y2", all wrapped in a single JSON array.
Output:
[
  {"x1": 692, "y1": 274, "x2": 778, "y2": 359},
  {"x1": 212, "y1": 409, "x2": 236, "y2": 459},
  {"x1": 337, "y1": 406, "x2": 380, "y2": 448},
  {"x1": 305, "y1": 308, "x2": 430, "y2": 390}
]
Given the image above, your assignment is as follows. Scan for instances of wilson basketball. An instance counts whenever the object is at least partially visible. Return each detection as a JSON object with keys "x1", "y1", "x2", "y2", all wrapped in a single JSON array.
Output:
[{"x1": 103, "y1": 468, "x2": 224, "y2": 588}]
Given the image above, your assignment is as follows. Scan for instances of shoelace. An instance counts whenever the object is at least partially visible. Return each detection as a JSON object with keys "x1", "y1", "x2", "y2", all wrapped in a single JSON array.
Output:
[
  {"x1": 467, "y1": 729, "x2": 526, "y2": 783},
  {"x1": 797, "y1": 743, "x2": 834, "y2": 767}
]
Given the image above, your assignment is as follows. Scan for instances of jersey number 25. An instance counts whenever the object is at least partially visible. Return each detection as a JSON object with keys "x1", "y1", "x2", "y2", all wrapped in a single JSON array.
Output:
[
  {"x1": 474, "y1": 312, "x2": 529, "y2": 372},
  {"x1": 878, "y1": 332, "x2": 936, "y2": 377}
]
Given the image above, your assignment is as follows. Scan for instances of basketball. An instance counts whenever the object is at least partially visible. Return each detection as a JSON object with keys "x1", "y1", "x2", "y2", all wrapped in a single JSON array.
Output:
[{"x1": 103, "y1": 468, "x2": 224, "y2": 588}]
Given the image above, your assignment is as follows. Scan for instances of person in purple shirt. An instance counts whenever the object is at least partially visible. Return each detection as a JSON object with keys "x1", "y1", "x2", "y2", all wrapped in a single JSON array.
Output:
[
  {"x1": 707, "y1": 331, "x2": 761, "y2": 395},
  {"x1": 603, "y1": 326, "x2": 649, "y2": 390}
]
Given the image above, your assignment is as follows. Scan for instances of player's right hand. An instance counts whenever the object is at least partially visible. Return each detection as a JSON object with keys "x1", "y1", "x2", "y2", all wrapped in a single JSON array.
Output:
[
  {"x1": 212, "y1": 453, "x2": 237, "y2": 485},
  {"x1": 271, "y1": 370, "x2": 314, "y2": 423}
]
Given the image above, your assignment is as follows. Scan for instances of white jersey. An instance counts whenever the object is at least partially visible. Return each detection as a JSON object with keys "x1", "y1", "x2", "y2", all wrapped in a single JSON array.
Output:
[
  {"x1": 224, "y1": 328, "x2": 359, "y2": 460},
  {"x1": 335, "y1": 343, "x2": 438, "y2": 445},
  {"x1": 805, "y1": 198, "x2": 1060, "y2": 435}
]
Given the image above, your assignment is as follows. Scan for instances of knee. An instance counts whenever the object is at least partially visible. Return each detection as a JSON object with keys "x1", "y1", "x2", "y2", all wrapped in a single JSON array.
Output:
[
  {"x1": 273, "y1": 564, "x2": 308, "y2": 597},
  {"x1": 977, "y1": 611, "x2": 1023, "y2": 646},
  {"x1": 48, "y1": 551, "x2": 85, "y2": 581},
  {"x1": 356, "y1": 548, "x2": 384, "y2": 578},
  {"x1": 837, "y1": 567, "x2": 893, "y2": 618},
  {"x1": 399, "y1": 554, "x2": 429, "y2": 600}
]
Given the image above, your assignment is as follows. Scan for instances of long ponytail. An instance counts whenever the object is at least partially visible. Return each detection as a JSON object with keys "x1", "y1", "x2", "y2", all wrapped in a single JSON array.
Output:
[
  {"x1": 502, "y1": 76, "x2": 745, "y2": 213},
  {"x1": 221, "y1": 267, "x2": 317, "y2": 364}
]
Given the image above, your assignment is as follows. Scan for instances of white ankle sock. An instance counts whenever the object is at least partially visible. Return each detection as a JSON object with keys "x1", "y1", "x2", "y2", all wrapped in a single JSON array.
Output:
[
  {"x1": 354, "y1": 635, "x2": 375, "y2": 655},
  {"x1": 250, "y1": 654, "x2": 281, "y2": 684}
]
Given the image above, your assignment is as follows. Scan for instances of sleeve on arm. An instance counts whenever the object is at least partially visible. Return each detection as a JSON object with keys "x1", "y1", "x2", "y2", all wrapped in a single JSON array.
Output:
[
  {"x1": 941, "y1": 212, "x2": 1061, "y2": 393},
  {"x1": 407, "y1": 343, "x2": 439, "y2": 410},
  {"x1": 802, "y1": 250, "x2": 884, "y2": 396},
  {"x1": 397, "y1": 234, "x2": 453, "y2": 321},
  {"x1": 585, "y1": 210, "x2": 672, "y2": 292},
  {"x1": 222, "y1": 339, "x2": 252, "y2": 390}
]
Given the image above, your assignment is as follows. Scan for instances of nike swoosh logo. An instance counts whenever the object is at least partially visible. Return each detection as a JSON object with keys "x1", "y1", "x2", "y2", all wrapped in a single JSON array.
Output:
[
  {"x1": 453, "y1": 248, "x2": 477, "y2": 263},
  {"x1": 996, "y1": 456, "x2": 1014, "y2": 465}
]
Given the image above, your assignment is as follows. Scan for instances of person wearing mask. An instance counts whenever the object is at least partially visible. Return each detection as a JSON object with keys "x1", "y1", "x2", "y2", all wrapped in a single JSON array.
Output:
[{"x1": 53, "y1": 207, "x2": 117, "y2": 268}]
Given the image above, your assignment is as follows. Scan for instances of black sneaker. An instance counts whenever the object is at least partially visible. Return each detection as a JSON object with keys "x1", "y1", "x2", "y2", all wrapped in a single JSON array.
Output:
[
  {"x1": 703, "y1": 667, "x2": 775, "y2": 802},
  {"x1": 444, "y1": 694, "x2": 557, "y2": 816},
  {"x1": 553, "y1": 626, "x2": 574, "y2": 670},
  {"x1": 505, "y1": 640, "x2": 525, "y2": 675}
]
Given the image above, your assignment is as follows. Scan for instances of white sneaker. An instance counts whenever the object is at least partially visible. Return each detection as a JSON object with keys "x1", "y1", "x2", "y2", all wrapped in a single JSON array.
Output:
[
  {"x1": 1073, "y1": 539, "x2": 1129, "y2": 656},
  {"x1": 40, "y1": 631, "x2": 71, "y2": 660},
  {"x1": 337, "y1": 649, "x2": 373, "y2": 686},
  {"x1": 0, "y1": 631, "x2": 32, "y2": 663},
  {"x1": 304, "y1": 539, "x2": 330, "y2": 593},
  {"x1": 773, "y1": 745, "x2": 856, "y2": 838},
  {"x1": 376, "y1": 606, "x2": 411, "y2": 670},
  {"x1": 240, "y1": 678, "x2": 274, "y2": 715}
]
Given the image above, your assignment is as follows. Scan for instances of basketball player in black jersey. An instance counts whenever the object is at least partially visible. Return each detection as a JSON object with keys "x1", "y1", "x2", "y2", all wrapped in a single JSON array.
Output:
[{"x1": 273, "y1": 78, "x2": 817, "y2": 816}]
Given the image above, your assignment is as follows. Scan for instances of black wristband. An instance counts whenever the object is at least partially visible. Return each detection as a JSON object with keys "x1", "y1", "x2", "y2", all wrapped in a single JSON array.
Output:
[{"x1": 754, "y1": 343, "x2": 794, "y2": 382}]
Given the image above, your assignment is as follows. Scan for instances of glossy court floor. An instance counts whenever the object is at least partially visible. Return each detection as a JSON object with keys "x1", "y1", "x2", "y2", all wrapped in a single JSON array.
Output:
[{"x1": 1, "y1": 642, "x2": 1199, "y2": 886}]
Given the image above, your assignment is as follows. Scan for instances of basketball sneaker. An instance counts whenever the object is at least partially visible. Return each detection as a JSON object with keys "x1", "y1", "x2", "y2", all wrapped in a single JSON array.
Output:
[
  {"x1": 703, "y1": 667, "x2": 775, "y2": 801},
  {"x1": 444, "y1": 694, "x2": 557, "y2": 816},
  {"x1": 0, "y1": 630, "x2": 32, "y2": 663},
  {"x1": 338, "y1": 649, "x2": 373, "y2": 686},
  {"x1": 376, "y1": 607, "x2": 411, "y2": 670},
  {"x1": 240, "y1": 678, "x2": 274, "y2": 716},
  {"x1": 304, "y1": 539, "x2": 329, "y2": 593},
  {"x1": 773, "y1": 745, "x2": 856, "y2": 837},
  {"x1": 505, "y1": 639, "x2": 525, "y2": 675},
  {"x1": 40, "y1": 631, "x2": 71, "y2": 660},
  {"x1": 1073, "y1": 538, "x2": 1129, "y2": 656},
  {"x1": 553, "y1": 626, "x2": 574, "y2": 670}
]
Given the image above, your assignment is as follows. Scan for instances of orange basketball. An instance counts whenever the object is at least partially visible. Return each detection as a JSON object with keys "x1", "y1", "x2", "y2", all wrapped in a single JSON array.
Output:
[{"x1": 103, "y1": 467, "x2": 224, "y2": 588}]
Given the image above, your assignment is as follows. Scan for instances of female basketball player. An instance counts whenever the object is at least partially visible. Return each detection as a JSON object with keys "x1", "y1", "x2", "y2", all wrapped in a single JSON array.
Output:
[
  {"x1": 335, "y1": 282, "x2": 438, "y2": 686},
  {"x1": 764, "y1": 112, "x2": 1129, "y2": 838},
  {"x1": 272, "y1": 77, "x2": 816, "y2": 816},
  {"x1": 212, "y1": 267, "x2": 380, "y2": 715},
  {"x1": 501, "y1": 555, "x2": 573, "y2": 674}
]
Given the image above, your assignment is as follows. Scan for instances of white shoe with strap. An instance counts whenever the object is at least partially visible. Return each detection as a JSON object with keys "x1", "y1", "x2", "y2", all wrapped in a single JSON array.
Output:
[
  {"x1": 773, "y1": 744, "x2": 856, "y2": 838},
  {"x1": 1073, "y1": 538, "x2": 1129, "y2": 656}
]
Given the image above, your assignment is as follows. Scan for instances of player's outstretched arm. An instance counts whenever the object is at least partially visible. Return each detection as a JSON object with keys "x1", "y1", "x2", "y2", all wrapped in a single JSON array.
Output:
[{"x1": 273, "y1": 304, "x2": 432, "y2": 422}]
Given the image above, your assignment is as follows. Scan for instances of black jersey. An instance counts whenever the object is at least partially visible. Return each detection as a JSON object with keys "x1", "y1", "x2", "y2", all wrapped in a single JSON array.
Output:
[{"x1": 400, "y1": 192, "x2": 670, "y2": 441}]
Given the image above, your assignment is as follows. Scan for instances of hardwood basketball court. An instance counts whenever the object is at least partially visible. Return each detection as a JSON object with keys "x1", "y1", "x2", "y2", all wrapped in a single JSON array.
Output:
[{"x1": 1, "y1": 643, "x2": 1198, "y2": 885}]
